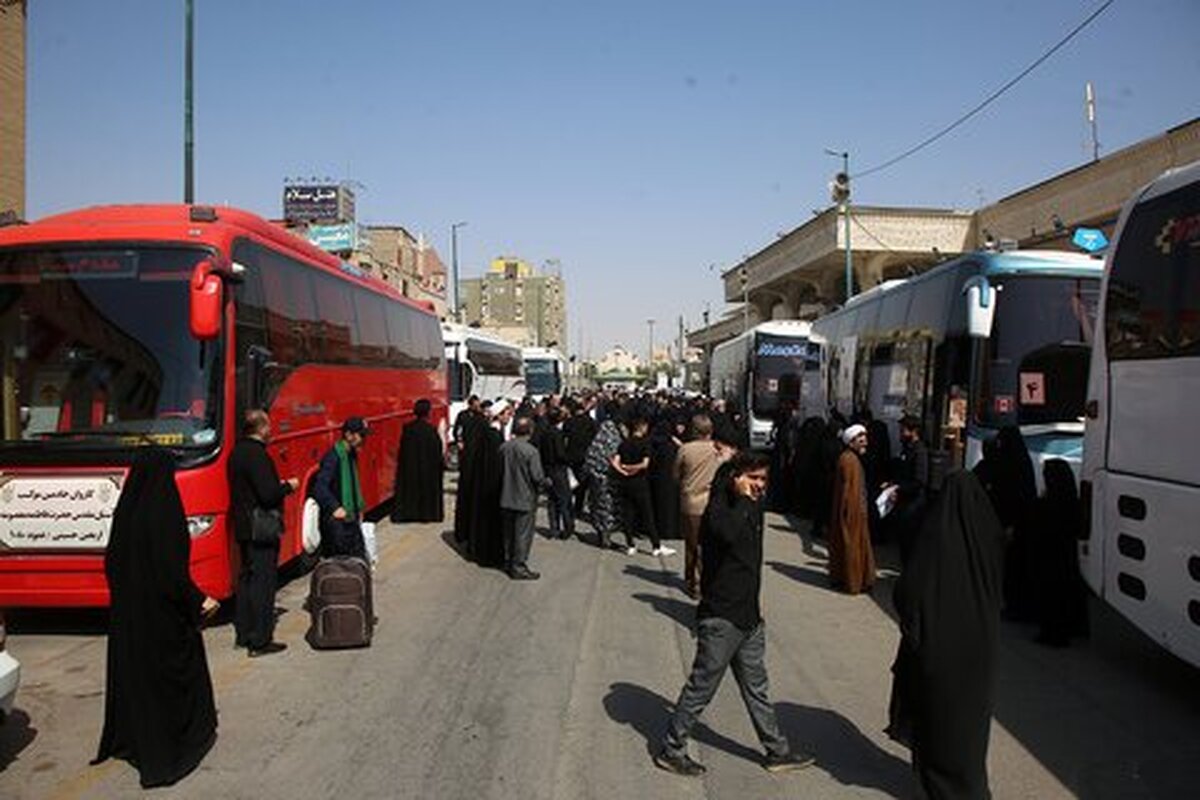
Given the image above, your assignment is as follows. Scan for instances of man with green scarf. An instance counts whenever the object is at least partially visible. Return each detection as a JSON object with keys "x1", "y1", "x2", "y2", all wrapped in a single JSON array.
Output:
[{"x1": 312, "y1": 417, "x2": 369, "y2": 560}]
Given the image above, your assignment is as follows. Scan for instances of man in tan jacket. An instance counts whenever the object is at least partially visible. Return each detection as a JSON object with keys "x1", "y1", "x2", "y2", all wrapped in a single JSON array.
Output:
[{"x1": 674, "y1": 414, "x2": 733, "y2": 598}]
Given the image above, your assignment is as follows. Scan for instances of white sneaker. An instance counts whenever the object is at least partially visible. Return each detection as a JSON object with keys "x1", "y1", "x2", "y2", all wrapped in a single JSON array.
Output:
[
  {"x1": 653, "y1": 546, "x2": 677, "y2": 557},
  {"x1": 626, "y1": 546, "x2": 638, "y2": 556}
]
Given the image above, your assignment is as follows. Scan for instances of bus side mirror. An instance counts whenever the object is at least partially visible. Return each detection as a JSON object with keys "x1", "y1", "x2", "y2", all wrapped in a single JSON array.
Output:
[
  {"x1": 963, "y1": 276, "x2": 995, "y2": 338},
  {"x1": 189, "y1": 260, "x2": 223, "y2": 340}
]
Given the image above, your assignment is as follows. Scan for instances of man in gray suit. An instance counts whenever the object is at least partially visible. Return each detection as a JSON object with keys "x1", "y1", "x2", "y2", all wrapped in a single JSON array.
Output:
[{"x1": 499, "y1": 416, "x2": 551, "y2": 580}]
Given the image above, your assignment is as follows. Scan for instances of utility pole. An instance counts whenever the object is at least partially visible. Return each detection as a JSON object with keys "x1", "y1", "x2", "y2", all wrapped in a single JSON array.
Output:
[
  {"x1": 826, "y1": 149, "x2": 852, "y2": 302},
  {"x1": 183, "y1": 0, "x2": 194, "y2": 203},
  {"x1": 1086, "y1": 82, "x2": 1100, "y2": 162},
  {"x1": 450, "y1": 221, "x2": 467, "y2": 322},
  {"x1": 739, "y1": 266, "x2": 749, "y2": 332},
  {"x1": 677, "y1": 314, "x2": 685, "y2": 388},
  {"x1": 647, "y1": 318, "x2": 656, "y2": 381}
]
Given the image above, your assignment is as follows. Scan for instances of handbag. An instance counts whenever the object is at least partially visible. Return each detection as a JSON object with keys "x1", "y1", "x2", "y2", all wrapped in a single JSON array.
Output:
[{"x1": 250, "y1": 507, "x2": 284, "y2": 545}]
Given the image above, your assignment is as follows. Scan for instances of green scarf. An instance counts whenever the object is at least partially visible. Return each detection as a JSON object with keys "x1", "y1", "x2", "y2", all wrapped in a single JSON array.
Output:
[{"x1": 335, "y1": 439, "x2": 365, "y2": 517}]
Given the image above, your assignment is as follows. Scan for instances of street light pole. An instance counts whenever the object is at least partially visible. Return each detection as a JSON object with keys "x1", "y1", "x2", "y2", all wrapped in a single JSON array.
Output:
[
  {"x1": 647, "y1": 318, "x2": 656, "y2": 381},
  {"x1": 450, "y1": 221, "x2": 467, "y2": 322},
  {"x1": 183, "y1": 0, "x2": 194, "y2": 204},
  {"x1": 826, "y1": 149, "x2": 852, "y2": 302}
]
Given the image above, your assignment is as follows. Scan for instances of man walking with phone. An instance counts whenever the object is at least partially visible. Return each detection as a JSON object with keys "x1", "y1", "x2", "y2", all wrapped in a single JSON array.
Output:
[{"x1": 655, "y1": 449, "x2": 815, "y2": 776}]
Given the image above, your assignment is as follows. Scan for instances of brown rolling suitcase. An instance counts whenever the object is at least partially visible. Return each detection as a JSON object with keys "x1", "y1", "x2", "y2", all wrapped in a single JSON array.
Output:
[{"x1": 306, "y1": 557, "x2": 374, "y2": 649}]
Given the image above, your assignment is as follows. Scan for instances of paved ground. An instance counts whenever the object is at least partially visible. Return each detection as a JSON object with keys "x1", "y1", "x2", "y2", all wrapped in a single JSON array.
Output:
[{"x1": 1, "y1": 486, "x2": 1198, "y2": 799}]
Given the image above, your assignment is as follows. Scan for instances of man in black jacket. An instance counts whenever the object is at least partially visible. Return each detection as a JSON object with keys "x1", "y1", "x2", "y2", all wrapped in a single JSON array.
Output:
[
  {"x1": 893, "y1": 414, "x2": 930, "y2": 565},
  {"x1": 539, "y1": 407, "x2": 574, "y2": 540},
  {"x1": 563, "y1": 399, "x2": 597, "y2": 517},
  {"x1": 311, "y1": 417, "x2": 369, "y2": 560},
  {"x1": 228, "y1": 409, "x2": 298, "y2": 657},
  {"x1": 655, "y1": 450, "x2": 814, "y2": 776}
]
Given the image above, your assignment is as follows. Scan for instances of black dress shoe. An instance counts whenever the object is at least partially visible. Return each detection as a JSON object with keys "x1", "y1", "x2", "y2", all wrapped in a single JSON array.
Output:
[
  {"x1": 508, "y1": 567, "x2": 541, "y2": 581},
  {"x1": 248, "y1": 641, "x2": 288, "y2": 658}
]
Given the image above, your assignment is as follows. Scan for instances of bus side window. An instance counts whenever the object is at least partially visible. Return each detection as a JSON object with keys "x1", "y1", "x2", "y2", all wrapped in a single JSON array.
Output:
[
  {"x1": 352, "y1": 289, "x2": 389, "y2": 366},
  {"x1": 1107, "y1": 181, "x2": 1200, "y2": 360},
  {"x1": 313, "y1": 274, "x2": 355, "y2": 365},
  {"x1": 230, "y1": 240, "x2": 267, "y2": 417},
  {"x1": 259, "y1": 248, "x2": 316, "y2": 367}
]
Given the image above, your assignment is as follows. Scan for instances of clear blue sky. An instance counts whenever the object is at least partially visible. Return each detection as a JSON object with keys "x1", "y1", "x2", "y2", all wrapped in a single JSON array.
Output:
[{"x1": 25, "y1": 0, "x2": 1199, "y2": 357}]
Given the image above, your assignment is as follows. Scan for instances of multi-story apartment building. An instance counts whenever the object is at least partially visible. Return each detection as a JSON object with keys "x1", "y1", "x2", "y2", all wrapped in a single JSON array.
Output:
[{"x1": 460, "y1": 257, "x2": 567, "y2": 350}]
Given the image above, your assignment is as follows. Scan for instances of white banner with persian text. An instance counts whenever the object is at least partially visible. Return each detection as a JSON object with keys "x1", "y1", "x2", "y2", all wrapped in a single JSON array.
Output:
[{"x1": 0, "y1": 474, "x2": 125, "y2": 550}]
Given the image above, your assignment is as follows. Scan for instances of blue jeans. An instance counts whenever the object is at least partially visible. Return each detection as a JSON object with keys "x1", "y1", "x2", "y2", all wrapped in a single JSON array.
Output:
[{"x1": 662, "y1": 617, "x2": 790, "y2": 759}]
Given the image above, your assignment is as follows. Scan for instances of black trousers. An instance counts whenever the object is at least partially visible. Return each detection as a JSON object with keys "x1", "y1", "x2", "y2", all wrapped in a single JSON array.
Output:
[
  {"x1": 235, "y1": 539, "x2": 280, "y2": 649},
  {"x1": 620, "y1": 478, "x2": 659, "y2": 550},
  {"x1": 321, "y1": 518, "x2": 366, "y2": 561},
  {"x1": 547, "y1": 466, "x2": 575, "y2": 538}
]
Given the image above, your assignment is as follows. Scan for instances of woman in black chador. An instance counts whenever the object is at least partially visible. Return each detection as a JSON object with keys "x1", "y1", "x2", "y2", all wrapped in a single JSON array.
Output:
[
  {"x1": 888, "y1": 470, "x2": 1005, "y2": 800},
  {"x1": 457, "y1": 411, "x2": 505, "y2": 567},
  {"x1": 1032, "y1": 458, "x2": 1089, "y2": 646},
  {"x1": 648, "y1": 417, "x2": 682, "y2": 543},
  {"x1": 991, "y1": 426, "x2": 1039, "y2": 621},
  {"x1": 391, "y1": 398, "x2": 445, "y2": 523},
  {"x1": 93, "y1": 448, "x2": 218, "y2": 788}
]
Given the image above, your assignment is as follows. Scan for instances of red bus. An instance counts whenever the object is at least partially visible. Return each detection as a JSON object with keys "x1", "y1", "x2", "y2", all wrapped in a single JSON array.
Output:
[{"x1": 0, "y1": 204, "x2": 446, "y2": 606}]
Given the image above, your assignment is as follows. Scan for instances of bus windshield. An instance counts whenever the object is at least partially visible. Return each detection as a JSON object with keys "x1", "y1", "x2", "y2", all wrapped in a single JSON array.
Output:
[
  {"x1": 524, "y1": 359, "x2": 559, "y2": 396},
  {"x1": 979, "y1": 274, "x2": 1100, "y2": 428},
  {"x1": 752, "y1": 334, "x2": 810, "y2": 418},
  {"x1": 0, "y1": 246, "x2": 222, "y2": 457}
]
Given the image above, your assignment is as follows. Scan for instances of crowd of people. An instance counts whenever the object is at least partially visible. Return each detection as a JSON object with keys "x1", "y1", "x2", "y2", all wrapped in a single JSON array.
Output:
[
  {"x1": 450, "y1": 390, "x2": 752, "y2": 581},
  {"x1": 90, "y1": 385, "x2": 1091, "y2": 797}
]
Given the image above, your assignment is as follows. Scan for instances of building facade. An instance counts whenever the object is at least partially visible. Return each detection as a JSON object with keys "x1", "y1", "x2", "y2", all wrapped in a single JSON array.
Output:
[
  {"x1": 0, "y1": 1, "x2": 26, "y2": 223},
  {"x1": 460, "y1": 257, "x2": 568, "y2": 350},
  {"x1": 690, "y1": 116, "x2": 1200, "y2": 355}
]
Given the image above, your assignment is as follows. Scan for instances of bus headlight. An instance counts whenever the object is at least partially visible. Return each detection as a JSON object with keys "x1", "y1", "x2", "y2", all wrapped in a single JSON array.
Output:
[{"x1": 186, "y1": 515, "x2": 217, "y2": 539}]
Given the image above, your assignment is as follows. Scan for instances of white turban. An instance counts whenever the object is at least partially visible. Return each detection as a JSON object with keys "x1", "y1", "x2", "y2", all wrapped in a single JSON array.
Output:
[{"x1": 841, "y1": 424, "x2": 867, "y2": 446}]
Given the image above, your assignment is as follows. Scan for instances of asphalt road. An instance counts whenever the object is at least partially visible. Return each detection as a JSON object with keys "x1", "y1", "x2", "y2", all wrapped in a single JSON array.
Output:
[{"x1": 1, "y1": 489, "x2": 1197, "y2": 799}]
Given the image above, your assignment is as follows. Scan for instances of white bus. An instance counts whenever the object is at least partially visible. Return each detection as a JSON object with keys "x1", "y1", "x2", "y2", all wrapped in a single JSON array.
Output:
[
  {"x1": 1081, "y1": 159, "x2": 1200, "y2": 668},
  {"x1": 442, "y1": 323, "x2": 525, "y2": 427},
  {"x1": 709, "y1": 320, "x2": 819, "y2": 448},
  {"x1": 522, "y1": 347, "x2": 567, "y2": 400},
  {"x1": 812, "y1": 250, "x2": 1102, "y2": 483}
]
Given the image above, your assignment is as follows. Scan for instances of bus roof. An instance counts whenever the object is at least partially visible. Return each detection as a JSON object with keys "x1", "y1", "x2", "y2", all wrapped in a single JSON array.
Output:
[
  {"x1": 0, "y1": 203, "x2": 436, "y2": 316},
  {"x1": 837, "y1": 249, "x2": 1103, "y2": 314},
  {"x1": 521, "y1": 347, "x2": 565, "y2": 359},
  {"x1": 441, "y1": 322, "x2": 523, "y2": 349},
  {"x1": 976, "y1": 249, "x2": 1104, "y2": 277},
  {"x1": 712, "y1": 319, "x2": 812, "y2": 355}
]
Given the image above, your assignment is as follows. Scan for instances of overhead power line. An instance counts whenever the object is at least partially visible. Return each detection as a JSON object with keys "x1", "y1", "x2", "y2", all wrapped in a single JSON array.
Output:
[{"x1": 854, "y1": 0, "x2": 1116, "y2": 180}]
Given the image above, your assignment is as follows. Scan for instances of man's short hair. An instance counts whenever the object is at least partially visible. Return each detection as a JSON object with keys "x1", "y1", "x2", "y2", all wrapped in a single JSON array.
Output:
[
  {"x1": 899, "y1": 414, "x2": 922, "y2": 432},
  {"x1": 512, "y1": 416, "x2": 534, "y2": 437},
  {"x1": 690, "y1": 414, "x2": 713, "y2": 438},
  {"x1": 242, "y1": 408, "x2": 269, "y2": 437},
  {"x1": 414, "y1": 398, "x2": 432, "y2": 419},
  {"x1": 729, "y1": 448, "x2": 771, "y2": 476}
]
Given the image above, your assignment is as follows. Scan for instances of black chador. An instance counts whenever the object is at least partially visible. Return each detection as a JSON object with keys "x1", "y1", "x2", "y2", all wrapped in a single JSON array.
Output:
[
  {"x1": 648, "y1": 420, "x2": 680, "y2": 542},
  {"x1": 455, "y1": 417, "x2": 504, "y2": 567},
  {"x1": 453, "y1": 410, "x2": 485, "y2": 544},
  {"x1": 888, "y1": 470, "x2": 1004, "y2": 800},
  {"x1": 93, "y1": 449, "x2": 217, "y2": 788},
  {"x1": 391, "y1": 412, "x2": 445, "y2": 523}
]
